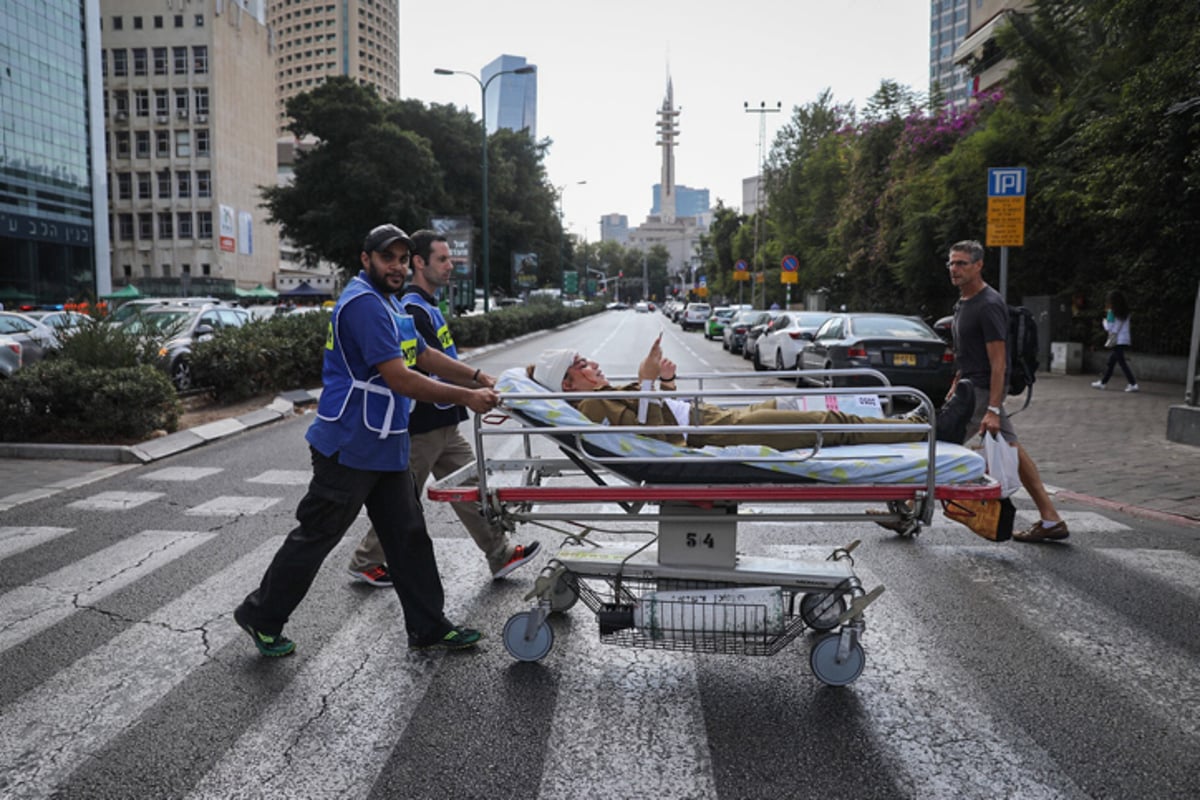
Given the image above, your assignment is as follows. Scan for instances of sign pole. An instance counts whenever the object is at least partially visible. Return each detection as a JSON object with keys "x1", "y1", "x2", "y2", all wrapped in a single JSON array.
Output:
[{"x1": 1000, "y1": 246, "x2": 1008, "y2": 302}]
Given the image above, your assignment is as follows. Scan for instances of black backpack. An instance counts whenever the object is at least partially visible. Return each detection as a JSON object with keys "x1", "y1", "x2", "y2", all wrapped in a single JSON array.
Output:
[{"x1": 1007, "y1": 304, "x2": 1038, "y2": 411}]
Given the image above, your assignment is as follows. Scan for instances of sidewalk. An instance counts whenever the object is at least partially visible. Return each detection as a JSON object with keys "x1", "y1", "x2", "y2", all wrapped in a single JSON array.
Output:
[{"x1": 1, "y1": 371, "x2": 1198, "y2": 523}]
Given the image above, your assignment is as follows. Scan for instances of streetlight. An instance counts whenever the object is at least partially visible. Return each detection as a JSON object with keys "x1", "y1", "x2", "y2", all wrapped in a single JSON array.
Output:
[
  {"x1": 745, "y1": 100, "x2": 781, "y2": 308},
  {"x1": 558, "y1": 180, "x2": 586, "y2": 294},
  {"x1": 435, "y1": 64, "x2": 537, "y2": 313}
]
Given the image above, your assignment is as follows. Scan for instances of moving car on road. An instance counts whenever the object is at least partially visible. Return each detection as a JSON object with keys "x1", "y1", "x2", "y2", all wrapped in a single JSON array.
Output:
[{"x1": 798, "y1": 312, "x2": 955, "y2": 400}]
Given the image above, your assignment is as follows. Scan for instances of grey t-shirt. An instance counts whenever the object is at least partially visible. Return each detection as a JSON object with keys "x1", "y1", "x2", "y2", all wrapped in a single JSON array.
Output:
[{"x1": 952, "y1": 284, "x2": 1008, "y2": 389}]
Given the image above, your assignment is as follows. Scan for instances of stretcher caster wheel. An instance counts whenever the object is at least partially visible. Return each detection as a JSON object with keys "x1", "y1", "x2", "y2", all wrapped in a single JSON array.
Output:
[
  {"x1": 809, "y1": 633, "x2": 865, "y2": 687},
  {"x1": 549, "y1": 573, "x2": 579, "y2": 613},
  {"x1": 502, "y1": 611, "x2": 554, "y2": 662},
  {"x1": 800, "y1": 592, "x2": 847, "y2": 632}
]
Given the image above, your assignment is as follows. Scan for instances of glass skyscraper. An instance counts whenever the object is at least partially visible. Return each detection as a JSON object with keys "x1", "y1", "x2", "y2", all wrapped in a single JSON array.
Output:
[
  {"x1": 482, "y1": 54, "x2": 536, "y2": 140},
  {"x1": 0, "y1": 0, "x2": 109, "y2": 308}
]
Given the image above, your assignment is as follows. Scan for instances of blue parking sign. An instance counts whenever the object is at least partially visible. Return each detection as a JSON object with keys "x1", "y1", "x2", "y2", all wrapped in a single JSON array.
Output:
[{"x1": 988, "y1": 167, "x2": 1027, "y2": 197}]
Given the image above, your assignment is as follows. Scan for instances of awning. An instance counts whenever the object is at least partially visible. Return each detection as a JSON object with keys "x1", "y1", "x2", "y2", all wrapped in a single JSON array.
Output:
[
  {"x1": 952, "y1": 10, "x2": 1015, "y2": 64},
  {"x1": 278, "y1": 281, "x2": 331, "y2": 298},
  {"x1": 235, "y1": 283, "x2": 279, "y2": 299},
  {"x1": 101, "y1": 284, "x2": 142, "y2": 300}
]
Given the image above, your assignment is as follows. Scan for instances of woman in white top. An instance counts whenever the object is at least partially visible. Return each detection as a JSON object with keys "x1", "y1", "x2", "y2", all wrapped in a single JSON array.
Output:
[{"x1": 1092, "y1": 289, "x2": 1138, "y2": 392}]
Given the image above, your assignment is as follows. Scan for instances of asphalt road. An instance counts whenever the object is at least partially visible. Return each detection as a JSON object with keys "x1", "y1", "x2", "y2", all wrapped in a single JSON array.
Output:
[{"x1": 1, "y1": 310, "x2": 1198, "y2": 799}]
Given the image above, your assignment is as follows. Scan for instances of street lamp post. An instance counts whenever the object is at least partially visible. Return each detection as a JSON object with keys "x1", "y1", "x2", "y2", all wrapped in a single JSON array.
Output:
[
  {"x1": 745, "y1": 100, "x2": 781, "y2": 309},
  {"x1": 435, "y1": 64, "x2": 536, "y2": 313},
  {"x1": 558, "y1": 180, "x2": 586, "y2": 294}
]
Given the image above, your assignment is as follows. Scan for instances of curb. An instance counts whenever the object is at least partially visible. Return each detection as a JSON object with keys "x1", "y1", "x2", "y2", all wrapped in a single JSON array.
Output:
[{"x1": 1054, "y1": 489, "x2": 1200, "y2": 528}]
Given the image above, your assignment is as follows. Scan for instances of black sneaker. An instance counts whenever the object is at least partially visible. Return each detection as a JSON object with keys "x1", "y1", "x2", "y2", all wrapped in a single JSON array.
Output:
[
  {"x1": 347, "y1": 564, "x2": 393, "y2": 587},
  {"x1": 491, "y1": 541, "x2": 541, "y2": 580},
  {"x1": 233, "y1": 604, "x2": 296, "y2": 657},
  {"x1": 409, "y1": 625, "x2": 484, "y2": 650},
  {"x1": 936, "y1": 378, "x2": 974, "y2": 444}
]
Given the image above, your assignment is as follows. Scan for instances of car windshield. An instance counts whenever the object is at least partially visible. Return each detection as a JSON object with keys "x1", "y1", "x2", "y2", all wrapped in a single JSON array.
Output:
[
  {"x1": 851, "y1": 316, "x2": 937, "y2": 338},
  {"x1": 124, "y1": 309, "x2": 195, "y2": 335},
  {"x1": 795, "y1": 312, "x2": 832, "y2": 327}
]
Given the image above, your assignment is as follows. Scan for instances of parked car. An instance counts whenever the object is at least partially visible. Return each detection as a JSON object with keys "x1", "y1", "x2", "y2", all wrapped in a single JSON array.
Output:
[
  {"x1": 0, "y1": 334, "x2": 22, "y2": 378},
  {"x1": 107, "y1": 296, "x2": 224, "y2": 325},
  {"x1": 932, "y1": 315, "x2": 954, "y2": 345},
  {"x1": 754, "y1": 311, "x2": 833, "y2": 371},
  {"x1": 0, "y1": 311, "x2": 61, "y2": 364},
  {"x1": 704, "y1": 306, "x2": 738, "y2": 340},
  {"x1": 634, "y1": 301, "x2": 650, "y2": 313},
  {"x1": 798, "y1": 312, "x2": 956, "y2": 400},
  {"x1": 721, "y1": 309, "x2": 763, "y2": 354},
  {"x1": 680, "y1": 302, "x2": 711, "y2": 331},
  {"x1": 25, "y1": 309, "x2": 91, "y2": 335},
  {"x1": 742, "y1": 309, "x2": 783, "y2": 365},
  {"x1": 122, "y1": 304, "x2": 250, "y2": 390}
]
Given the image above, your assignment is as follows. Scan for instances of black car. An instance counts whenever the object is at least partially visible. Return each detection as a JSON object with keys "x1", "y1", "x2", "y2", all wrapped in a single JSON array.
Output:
[
  {"x1": 742, "y1": 309, "x2": 782, "y2": 366},
  {"x1": 798, "y1": 312, "x2": 956, "y2": 401}
]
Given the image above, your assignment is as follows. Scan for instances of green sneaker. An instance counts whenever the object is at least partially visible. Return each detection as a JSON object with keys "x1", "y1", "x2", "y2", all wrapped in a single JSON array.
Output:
[
  {"x1": 409, "y1": 625, "x2": 484, "y2": 651},
  {"x1": 234, "y1": 605, "x2": 296, "y2": 657}
]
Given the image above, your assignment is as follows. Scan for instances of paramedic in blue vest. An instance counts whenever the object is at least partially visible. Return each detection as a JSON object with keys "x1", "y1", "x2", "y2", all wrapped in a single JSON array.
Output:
[
  {"x1": 234, "y1": 224, "x2": 500, "y2": 657},
  {"x1": 946, "y1": 239, "x2": 1068, "y2": 543},
  {"x1": 347, "y1": 229, "x2": 540, "y2": 585}
]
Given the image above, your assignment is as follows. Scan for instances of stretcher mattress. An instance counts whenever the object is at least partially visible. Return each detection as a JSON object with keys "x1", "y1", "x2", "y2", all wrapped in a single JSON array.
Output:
[{"x1": 496, "y1": 370, "x2": 985, "y2": 485}]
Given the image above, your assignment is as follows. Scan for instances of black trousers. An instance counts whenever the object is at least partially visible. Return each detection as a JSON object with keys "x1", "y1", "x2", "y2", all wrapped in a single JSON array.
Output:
[
  {"x1": 239, "y1": 447, "x2": 450, "y2": 642},
  {"x1": 1101, "y1": 345, "x2": 1136, "y2": 385}
]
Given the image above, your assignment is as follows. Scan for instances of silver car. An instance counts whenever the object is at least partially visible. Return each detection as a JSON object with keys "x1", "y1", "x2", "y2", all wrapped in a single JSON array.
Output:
[
  {"x1": 0, "y1": 334, "x2": 22, "y2": 377},
  {"x1": 0, "y1": 311, "x2": 61, "y2": 364},
  {"x1": 122, "y1": 305, "x2": 250, "y2": 390}
]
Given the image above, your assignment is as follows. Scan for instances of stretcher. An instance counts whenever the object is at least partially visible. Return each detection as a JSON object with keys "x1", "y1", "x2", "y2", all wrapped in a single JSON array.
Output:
[{"x1": 428, "y1": 368, "x2": 1000, "y2": 686}]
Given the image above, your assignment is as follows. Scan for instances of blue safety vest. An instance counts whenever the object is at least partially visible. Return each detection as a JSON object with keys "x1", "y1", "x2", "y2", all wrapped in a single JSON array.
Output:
[{"x1": 306, "y1": 274, "x2": 422, "y2": 471}]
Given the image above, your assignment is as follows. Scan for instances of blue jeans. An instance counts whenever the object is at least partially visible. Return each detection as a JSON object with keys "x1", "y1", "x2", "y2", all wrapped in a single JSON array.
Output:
[{"x1": 239, "y1": 447, "x2": 451, "y2": 642}]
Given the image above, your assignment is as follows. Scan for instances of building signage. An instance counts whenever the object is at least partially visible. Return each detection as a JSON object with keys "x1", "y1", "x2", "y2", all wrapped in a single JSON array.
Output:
[
  {"x1": 219, "y1": 204, "x2": 236, "y2": 252},
  {"x1": 0, "y1": 211, "x2": 92, "y2": 246}
]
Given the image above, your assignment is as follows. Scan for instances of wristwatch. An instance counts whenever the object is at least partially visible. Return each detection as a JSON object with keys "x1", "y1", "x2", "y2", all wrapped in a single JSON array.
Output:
[{"x1": 986, "y1": 405, "x2": 1002, "y2": 415}]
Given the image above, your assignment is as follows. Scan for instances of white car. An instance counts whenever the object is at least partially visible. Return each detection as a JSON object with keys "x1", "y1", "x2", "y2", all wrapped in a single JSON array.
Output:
[
  {"x1": 0, "y1": 334, "x2": 22, "y2": 377},
  {"x1": 754, "y1": 311, "x2": 833, "y2": 371},
  {"x1": 634, "y1": 301, "x2": 650, "y2": 313},
  {"x1": 679, "y1": 302, "x2": 711, "y2": 331}
]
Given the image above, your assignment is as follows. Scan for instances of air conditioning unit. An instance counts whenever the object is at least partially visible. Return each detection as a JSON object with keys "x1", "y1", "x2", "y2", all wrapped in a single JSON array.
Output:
[
  {"x1": 177, "y1": 109, "x2": 188, "y2": 119},
  {"x1": 156, "y1": 115, "x2": 169, "y2": 123},
  {"x1": 195, "y1": 114, "x2": 208, "y2": 123},
  {"x1": 115, "y1": 111, "x2": 128, "y2": 121}
]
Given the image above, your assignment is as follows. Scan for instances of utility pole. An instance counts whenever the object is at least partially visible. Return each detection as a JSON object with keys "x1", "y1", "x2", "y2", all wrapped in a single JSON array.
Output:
[{"x1": 745, "y1": 101, "x2": 781, "y2": 308}]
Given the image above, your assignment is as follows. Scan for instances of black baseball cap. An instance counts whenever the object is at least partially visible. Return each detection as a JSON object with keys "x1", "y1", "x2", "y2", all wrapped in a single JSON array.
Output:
[{"x1": 362, "y1": 224, "x2": 413, "y2": 253}]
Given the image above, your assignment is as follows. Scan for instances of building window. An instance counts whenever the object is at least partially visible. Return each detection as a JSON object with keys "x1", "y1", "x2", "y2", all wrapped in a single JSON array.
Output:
[
  {"x1": 162, "y1": 263, "x2": 172, "y2": 277},
  {"x1": 174, "y1": 88, "x2": 188, "y2": 116},
  {"x1": 134, "y1": 89, "x2": 149, "y2": 117},
  {"x1": 158, "y1": 213, "x2": 174, "y2": 239},
  {"x1": 117, "y1": 172, "x2": 132, "y2": 200},
  {"x1": 193, "y1": 46, "x2": 208, "y2": 74},
  {"x1": 154, "y1": 15, "x2": 163, "y2": 29},
  {"x1": 173, "y1": 46, "x2": 187, "y2": 75},
  {"x1": 155, "y1": 130, "x2": 170, "y2": 157},
  {"x1": 193, "y1": 88, "x2": 209, "y2": 116},
  {"x1": 177, "y1": 171, "x2": 191, "y2": 198},
  {"x1": 112, "y1": 49, "x2": 127, "y2": 77},
  {"x1": 137, "y1": 172, "x2": 152, "y2": 199},
  {"x1": 157, "y1": 170, "x2": 171, "y2": 198},
  {"x1": 113, "y1": 90, "x2": 129, "y2": 115},
  {"x1": 154, "y1": 89, "x2": 169, "y2": 116},
  {"x1": 133, "y1": 16, "x2": 143, "y2": 30},
  {"x1": 175, "y1": 131, "x2": 191, "y2": 157},
  {"x1": 133, "y1": 48, "x2": 147, "y2": 76},
  {"x1": 153, "y1": 47, "x2": 168, "y2": 75},
  {"x1": 115, "y1": 131, "x2": 130, "y2": 158},
  {"x1": 123, "y1": 264, "x2": 133, "y2": 278},
  {"x1": 112, "y1": 16, "x2": 123, "y2": 31},
  {"x1": 195, "y1": 14, "x2": 204, "y2": 27},
  {"x1": 195, "y1": 129, "x2": 210, "y2": 156},
  {"x1": 138, "y1": 214, "x2": 153, "y2": 240},
  {"x1": 196, "y1": 170, "x2": 211, "y2": 197},
  {"x1": 198, "y1": 212, "x2": 213, "y2": 238},
  {"x1": 142, "y1": 264, "x2": 152, "y2": 278},
  {"x1": 134, "y1": 131, "x2": 150, "y2": 158},
  {"x1": 200, "y1": 263, "x2": 211, "y2": 276},
  {"x1": 177, "y1": 213, "x2": 194, "y2": 239},
  {"x1": 174, "y1": 14, "x2": 183, "y2": 28},
  {"x1": 101, "y1": 48, "x2": 107, "y2": 78}
]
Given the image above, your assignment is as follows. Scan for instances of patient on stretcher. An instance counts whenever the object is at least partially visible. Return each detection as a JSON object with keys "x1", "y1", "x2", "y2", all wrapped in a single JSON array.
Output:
[{"x1": 527, "y1": 336, "x2": 972, "y2": 449}]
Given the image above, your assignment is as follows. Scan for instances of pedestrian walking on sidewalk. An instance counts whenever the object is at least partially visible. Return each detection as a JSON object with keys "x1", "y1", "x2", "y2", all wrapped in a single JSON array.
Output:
[
  {"x1": 1092, "y1": 289, "x2": 1139, "y2": 393},
  {"x1": 946, "y1": 239, "x2": 1068, "y2": 543}
]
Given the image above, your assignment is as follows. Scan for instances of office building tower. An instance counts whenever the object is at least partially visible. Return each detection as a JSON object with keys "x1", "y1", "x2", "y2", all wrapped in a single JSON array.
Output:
[
  {"x1": 269, "y1": 0, "x2": 399, "y2": 135},
  {"x1": 482, "y1": 54, "x2": 537, "y2": 139},
  {"x1": 599, "y1": 213, "x2": 629, "y2": 245},
  {"x1": 652, "y1": 184, "x2": 710, "y2": 220},
  {"x1": 102, "y1": 0, "x2": 278, "y2": 293},
  {"x1": 1, "y1": 0, "x2": 111, "y2": 307},
  {"x1": 930, "y1": 0, "x2": 970, "y2": 109}
]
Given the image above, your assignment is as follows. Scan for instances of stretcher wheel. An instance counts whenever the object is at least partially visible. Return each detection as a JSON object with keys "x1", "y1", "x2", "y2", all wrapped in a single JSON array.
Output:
[
  {"x1": 809, "y1": 633, "x2": 865, "y2": 687},
  {"x1": 799, "y1": 592, "x2": 847, "y2": 632},
  {"x1": 502, "y1": 612, "x2": 554, "y2": 662},
  {"x1": 549, "y1": 573, "x2": 579, "y2": 613}
]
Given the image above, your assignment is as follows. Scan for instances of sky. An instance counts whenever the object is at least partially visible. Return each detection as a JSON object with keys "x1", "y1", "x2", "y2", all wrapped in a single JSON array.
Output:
[{"x1": 398, "y1": 1, "x2": 931, "y2": 242}]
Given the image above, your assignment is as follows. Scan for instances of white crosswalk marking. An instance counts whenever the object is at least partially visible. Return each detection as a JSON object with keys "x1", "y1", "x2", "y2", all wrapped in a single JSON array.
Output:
[
  {"x1": 140, "y1": 466, "x2": 224, "y2": 481},
  {"x1": 185, "y1": 540, "x2": 485, "y2": 799},
  {"x1": 67, "y1": 491, "x2": 164, "y2": 511},
  {"x1": 246, "y1": 469, "x2": 311, "y2": 485},
  {"x1": 0, "y1": 526, "x2": 72, "y2": 561},
  {"x1": 0, "y1": 529, "x2": 215, "y2": 655},
  {"x1": 185, "y1": 496, "x2": 281, "y2": 516},
  {"x1": 0, "y1": 536, "x2": 284, "y2": 798},
  {"x1": 1096, "y1": 548, "x2": 1200, "y2": 601}
]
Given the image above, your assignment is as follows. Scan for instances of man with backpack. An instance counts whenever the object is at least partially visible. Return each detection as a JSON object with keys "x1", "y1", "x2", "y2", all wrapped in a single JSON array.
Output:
[{"x1": 946, "y1": 239, "x2": 1069, "y2": 542}]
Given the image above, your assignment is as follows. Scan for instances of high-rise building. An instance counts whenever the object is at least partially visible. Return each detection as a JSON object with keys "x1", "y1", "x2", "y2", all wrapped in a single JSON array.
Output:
[
  {"x1": 0, "y1": 0, "x2": 111, "y2": 307},
  {"x1": 952, "y1": 1, "x2": 1031, "y2": 97},
  {"x1": 102, "y1": 0, "x2": 278, "y2": 294},
  {"x1": 269, "y1": 0, "x2": 399, "y2": 135},
  {"x1": 930, "y1": 0, "x2": 970, "y2": 109},
  {"x1": 599, "y1": 213, "x2": 629, "y2": 245},
  {"x1": 652, "y1": 184, "x2": 710, "y2": 220},
  {"x1": 482, "y1": 54, "x2": 536, "y2": 139}
]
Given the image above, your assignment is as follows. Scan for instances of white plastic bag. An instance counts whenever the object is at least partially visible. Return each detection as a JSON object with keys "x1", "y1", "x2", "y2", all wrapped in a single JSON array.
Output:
[{"x1": 983, "y1": 432, "x2": 1020, "y2": 498}]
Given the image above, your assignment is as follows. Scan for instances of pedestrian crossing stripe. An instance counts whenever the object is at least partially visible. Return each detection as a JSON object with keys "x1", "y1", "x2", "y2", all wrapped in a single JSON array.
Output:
[
  {"x1": 140, "y1": 467, "x2": 224, "y2": 482},
  {"x1": 246, "y1": 469, "x2": 311, "y2": 485},
  {"x1": 184, "y1": 495, "x2": 282, "y2": 516},
  {"x1": 0, "y1": 526, "x2": 73, "y2": 560},
  {"x1": 67, "y1": 490, "x2": 164, "y2": 511}
]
